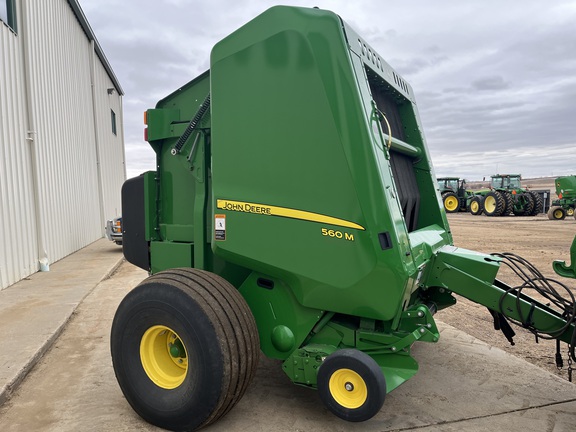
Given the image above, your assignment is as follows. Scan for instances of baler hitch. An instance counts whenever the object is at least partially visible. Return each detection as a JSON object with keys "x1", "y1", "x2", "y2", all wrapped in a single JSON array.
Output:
[{"x1": 428, "y1": 247, "x2": 576, "y2": 380}]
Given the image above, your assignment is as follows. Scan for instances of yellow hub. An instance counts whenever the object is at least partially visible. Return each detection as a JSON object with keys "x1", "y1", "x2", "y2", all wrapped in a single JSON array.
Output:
[
  {"x1": 444, "y1": 196, "x2": 459, "y2": 212},
  {"x1": 470, "y1": 201, "x2": 479, "y2": 213},
  {"x1": 484, "y1": 196, "x2": 496, "y2": 213},
  {"x1": 567, "y1": 208, "x2": 574, "y2": 216},
  {"x1": 329, "y1": 368, "x2": 367, "y2": 409},
  {"x1": 140, "y1": 325, "x2": 188, "y2": 389},
  {"x1": 554, "y1": 209, "x2": 565, "y2": 219}
]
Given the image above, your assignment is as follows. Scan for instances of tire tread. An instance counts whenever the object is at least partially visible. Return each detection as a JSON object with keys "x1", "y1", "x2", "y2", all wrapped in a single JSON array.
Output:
[{"x1": 148, "y1": 269, "x2": 259, "y2": 428}]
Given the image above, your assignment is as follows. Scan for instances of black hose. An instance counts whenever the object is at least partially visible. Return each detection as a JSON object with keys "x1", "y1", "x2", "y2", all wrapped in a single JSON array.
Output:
[{"x1": 491, "y1": 252, "x2": 576, "y2": 362}]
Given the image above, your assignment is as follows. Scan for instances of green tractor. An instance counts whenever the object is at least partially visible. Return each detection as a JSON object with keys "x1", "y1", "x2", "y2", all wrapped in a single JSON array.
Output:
[
  {"x1": 110, "y1": 7, "x2": 576, "y2": 431},
  {"x1": 470, "y1": 174, "x2": 542, "y2": 217},
  {"x1": 437, "y1": 177, "x2": 473, "y2": 213},
  {"x1": 548, "y1": 175, "x2": 576, "y2": 220}
]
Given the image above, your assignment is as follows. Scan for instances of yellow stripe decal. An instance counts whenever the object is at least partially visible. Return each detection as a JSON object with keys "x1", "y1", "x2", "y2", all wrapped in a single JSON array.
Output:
[{"x1": 216, "y1": 199, "x2": 365, "y2": 231}]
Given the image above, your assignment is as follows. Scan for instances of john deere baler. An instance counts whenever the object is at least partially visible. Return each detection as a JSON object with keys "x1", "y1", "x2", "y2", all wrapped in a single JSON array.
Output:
[{"x1": 111, "y1": 6, "x2": 576, "y2": 431}]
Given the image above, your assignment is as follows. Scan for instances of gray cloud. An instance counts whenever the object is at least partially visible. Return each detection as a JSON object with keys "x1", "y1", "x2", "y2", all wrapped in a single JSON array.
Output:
[
  {"x1": 471, "y1": 76, "x2": 510, "y2": 91},
  {"x1": 79, "y1": 0, "x2": 576, "y2": 181}
]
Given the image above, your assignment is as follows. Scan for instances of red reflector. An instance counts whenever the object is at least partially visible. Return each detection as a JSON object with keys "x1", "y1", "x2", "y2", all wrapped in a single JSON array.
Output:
[
  {"x1": 512, "y1": 190, "x2": 517, "y2": 195},
  {"x1": 559, "y1": 193, "x2": 563, "y2": 199},
  {"x1": 144, "y1": 128, "x2": 148, "y2": 141}
]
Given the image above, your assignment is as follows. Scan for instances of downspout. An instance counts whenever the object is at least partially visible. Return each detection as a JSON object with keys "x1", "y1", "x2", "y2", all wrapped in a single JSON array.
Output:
[
  {"x1": 21, "y1": 0, "x2": 48, "y2": 271},
  {"x1": 90, "y1": 40, "x2": 106, "y2": 235},
  {"x1": 119, "y1": 94, "x2": 127, "y2": 180}
]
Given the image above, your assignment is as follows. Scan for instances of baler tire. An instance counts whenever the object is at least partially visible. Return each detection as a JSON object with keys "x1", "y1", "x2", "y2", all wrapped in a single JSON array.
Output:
[
  {"x1": 567, "y1": 207, "x2": 575, "y2": 217},
  {"x1": 483, "y1": 191, "x2": 505, "y2": 216},
  {"x1": 442, "y1": 192, "x2": 460, "y2": 213},
  {"x1": 547, "y1": 206, "x2": 566, "y2": 220},
  {"x1": 317, "y1": 349, "x2": 386, "y2": 422},
  {"x1": 110, "y1": 268, "x2": 259, "y2": 432},
  {"x1": 469, "y1": 196, "x2": 484, "y2": 215}
]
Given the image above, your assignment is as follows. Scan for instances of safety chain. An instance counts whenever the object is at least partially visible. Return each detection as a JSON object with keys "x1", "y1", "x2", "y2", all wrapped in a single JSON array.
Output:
[{"x1": 568, "y1": 345, "x2": 573, "y2": 382}]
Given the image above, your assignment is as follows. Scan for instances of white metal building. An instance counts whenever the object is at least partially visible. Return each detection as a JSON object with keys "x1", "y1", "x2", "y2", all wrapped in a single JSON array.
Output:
[{"x1": 0, "y1": 0, "x2": 125, "y2": 290}]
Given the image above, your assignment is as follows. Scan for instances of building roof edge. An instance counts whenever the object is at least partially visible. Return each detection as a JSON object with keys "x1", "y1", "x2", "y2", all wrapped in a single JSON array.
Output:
[{"x1": 67, "y1": 0, "x2": 124, "y2": 95}]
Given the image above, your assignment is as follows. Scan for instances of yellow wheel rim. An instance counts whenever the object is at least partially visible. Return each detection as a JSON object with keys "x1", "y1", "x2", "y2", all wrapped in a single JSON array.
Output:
[
  {"x1": 554, "y1": 209, "x2": 564, "y2": 219},
  {"x1": 567, "y1": 208, "x2": 574, "y2": 216},
  {"x1": 329, "y1": 368, "x2": 367, "y2": 409},
  {"x1": 140, "y1": 325, "x2": 188, "y2": 389},
  {"x1": 484, "y1": 196, "x2": 496, "y2": 213},
  {"x1": 444, "y1": 196, "x2": 458, "y2": 211},
  {"x1": 470, "y1": 201, "x2": 479, "y2": 213}
]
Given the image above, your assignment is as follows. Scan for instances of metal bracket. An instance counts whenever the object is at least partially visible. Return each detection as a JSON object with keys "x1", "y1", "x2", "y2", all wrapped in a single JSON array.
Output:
[
  {"x1": 282, "y1": 344, "x2": 337, "y2": 387},
  {"x1": 553, "y1": 236, "x2": 576, "y2": 279}
]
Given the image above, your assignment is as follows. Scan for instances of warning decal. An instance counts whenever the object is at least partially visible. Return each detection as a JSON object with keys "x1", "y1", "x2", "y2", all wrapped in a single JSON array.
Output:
[{"x1": 215, "y1": 214, "x2": 226, "y2": 241}]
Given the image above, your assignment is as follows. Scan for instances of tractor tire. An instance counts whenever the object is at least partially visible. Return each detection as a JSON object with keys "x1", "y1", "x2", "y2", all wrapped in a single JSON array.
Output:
[
  {"x1": 512, "y1": 205, "x2": 524, "y2": 216},
  {"x1": 547, "y1": 206, "x2": 566, "y2": 220},
  {"x1": 500, "y1": 191, "x2": 513, "y2": 215},
  {"x1": 318, "y1": 349, "x2": 386, "y2": 422},
  {"x1": 442, "y1": 192, "x2": 460, "y2": 213},
  {"x1": 528, "y1": 191, "x2": 543, "y2": 215},
  {"x1": 511, "y1": 192, "x2": 533, "y2": 216},
  {"x1": 483, "y1": 191, "x2": 505, "y2": 216},
  {"x1": 469, "y1": 196, "x2": 484, "y2": 215},
  {"x1": 520, "y1": 193, "x2": 536, "y2": 216},
  {"x1": 111, "y1": 268, "x2": 259, "y2": 431}
]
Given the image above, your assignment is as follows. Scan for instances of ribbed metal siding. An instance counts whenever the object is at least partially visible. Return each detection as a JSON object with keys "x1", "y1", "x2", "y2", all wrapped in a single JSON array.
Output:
[
  {"x1": 92, "y1": 56, "x2": 126, "y2": 221},
  {"x1": 0, "y1": 21, "x2": 39, "y2": 289},
  {"x1": 24, "y1": 0, "x2": 102, "y2": 265},
  {"x1": 0, "y1": 0, "x2": 125, "y2": 290}
]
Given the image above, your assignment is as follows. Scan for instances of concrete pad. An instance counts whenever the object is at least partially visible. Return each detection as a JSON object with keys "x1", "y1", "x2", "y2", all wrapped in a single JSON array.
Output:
[
  {"x1": 0, "y1": 239, "x2": 123, "y2": 405},
  {"x1": 206, "y1": 323, "x2": 576, "y2": 431},
  {"x1": 410, "y1": 400, "x2": 576, "y2": 432}
]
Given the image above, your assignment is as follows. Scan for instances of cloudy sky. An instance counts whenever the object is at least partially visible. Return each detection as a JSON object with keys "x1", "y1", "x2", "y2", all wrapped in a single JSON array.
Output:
[{"x1": 79, "y1": 0, "x2": 575, "y2": 181}]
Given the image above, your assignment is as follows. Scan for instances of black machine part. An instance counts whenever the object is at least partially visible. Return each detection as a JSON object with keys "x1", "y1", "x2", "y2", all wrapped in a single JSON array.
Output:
[{"x1": 121, "y1": 175, "x2": 149, "y2": 271}]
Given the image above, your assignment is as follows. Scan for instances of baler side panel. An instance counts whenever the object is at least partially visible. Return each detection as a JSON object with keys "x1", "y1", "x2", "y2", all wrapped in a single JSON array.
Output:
[
  {"x1": 556, "y1": 176, "x2": 576, "y2": 199},
  {"x1": 210, "y1": 7, "x2": 412, "y2": 321}
]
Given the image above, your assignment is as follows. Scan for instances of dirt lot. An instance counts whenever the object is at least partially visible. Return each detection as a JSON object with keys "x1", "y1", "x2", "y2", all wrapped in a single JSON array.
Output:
[{"x1": 439, "y1": 177, "x2": 576, "y2": 379}]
